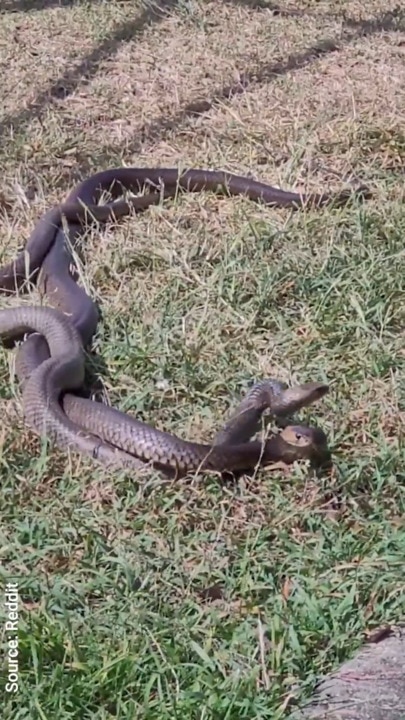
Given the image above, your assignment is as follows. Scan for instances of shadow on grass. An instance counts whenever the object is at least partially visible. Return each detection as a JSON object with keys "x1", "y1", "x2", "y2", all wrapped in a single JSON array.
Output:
[
  {"x1": 0, "y1": 0, "x2": 180, "y2": 140},
  {"x1": 342, "y1": 6, "x2": 404, "y2": 33},
  {"x1": 1, "y1": 0, "x2": 81, "y2": 10},
  {"x1": 1, "y1": 3, "x2": 403, "y2": 168},
  {"x1": 224, "y1": 0, "x2": 405, "y2": 31},
  {"x1": 89, "y1": 7, "x2": 405, "y2": 166}
]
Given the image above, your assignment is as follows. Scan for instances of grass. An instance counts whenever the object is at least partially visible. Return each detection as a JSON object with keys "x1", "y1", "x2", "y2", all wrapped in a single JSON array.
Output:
[{"x1": 0, "y1": 0, "x2": 404, "y2": 718}]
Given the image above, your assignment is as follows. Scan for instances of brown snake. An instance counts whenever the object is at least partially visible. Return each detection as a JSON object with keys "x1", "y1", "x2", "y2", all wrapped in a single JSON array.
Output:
[{"x1": 0, "y1": 168, "x2": 369, "y2": 475}]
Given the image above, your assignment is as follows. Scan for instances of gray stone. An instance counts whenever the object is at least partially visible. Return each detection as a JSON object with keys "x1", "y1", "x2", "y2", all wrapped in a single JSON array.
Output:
[{"x1": 291, "y1": 627, "x2": 405, "y2": 720}]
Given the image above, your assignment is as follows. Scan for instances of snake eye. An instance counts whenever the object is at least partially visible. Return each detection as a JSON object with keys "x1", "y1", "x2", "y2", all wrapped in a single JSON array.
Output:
[
  {"x1": 292, "y1": 430, "x2": 308, "y2": 446},
  {"x1": 290, "y1": 426, "x2": 309, "y2": 441}
]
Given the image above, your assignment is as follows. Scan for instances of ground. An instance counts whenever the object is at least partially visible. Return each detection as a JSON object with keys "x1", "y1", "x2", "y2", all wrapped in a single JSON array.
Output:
[
  {"x1": 0, "y1": 1, "x2": 404, "y2": 718},
  {"x1": 293, "y1": 627, "x2": 405, "y2": 720}
]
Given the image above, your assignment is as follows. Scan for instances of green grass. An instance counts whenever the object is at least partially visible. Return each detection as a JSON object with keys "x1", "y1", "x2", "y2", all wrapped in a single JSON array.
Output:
[
  {"x1": 0, "y1": 0, "x2": 404, "y2": 718},
  {"x1": 1, "y1": 190, "x2": 404, "y2": 719}
]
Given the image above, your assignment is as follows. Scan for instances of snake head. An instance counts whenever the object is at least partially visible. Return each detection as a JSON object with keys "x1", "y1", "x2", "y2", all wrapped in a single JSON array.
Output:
[
  {"x1": 264, "y1": 424, "x2": 331, "y2": 466},
  {"x1": 272, "y1": 381, "x2": 329, "y2": 417}
]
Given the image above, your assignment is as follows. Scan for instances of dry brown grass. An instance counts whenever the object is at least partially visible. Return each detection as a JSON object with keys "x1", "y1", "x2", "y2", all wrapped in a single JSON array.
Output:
[{"x1": 0, "y1": 1, "x2": 404, "y2": 717}]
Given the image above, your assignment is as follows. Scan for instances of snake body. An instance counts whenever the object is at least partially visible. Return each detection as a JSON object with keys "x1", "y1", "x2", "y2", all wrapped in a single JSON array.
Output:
[
  {"x1": 2, "y1": 305, "x2": 329, "y2": 475},
  {"x1": 0, "y1": 168, "x2": 368, "y2": 473}
]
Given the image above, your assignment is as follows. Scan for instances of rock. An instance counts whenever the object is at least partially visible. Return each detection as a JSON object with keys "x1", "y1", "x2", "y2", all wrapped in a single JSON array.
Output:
[{"x1": 291, "y1": 627, "x2": 405, "y2": 720}]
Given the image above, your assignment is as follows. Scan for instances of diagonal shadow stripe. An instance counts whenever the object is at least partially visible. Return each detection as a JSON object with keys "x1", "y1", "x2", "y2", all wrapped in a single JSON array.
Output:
[
  {"x1": 340, "y1": 6, "x2": 404, "y2": 33},
  {"x1": 0, "y1": 0, "x2": 179, "y2": 142},
  {"x1": 91, "y1": 8, "x2": 405, "y2": 164},
  {"x1": 223, "y1": 0, "x2": 405, "y2": 30},
  {"x1": 1, "y1": 0, "x2": 84, "y2": 11}
]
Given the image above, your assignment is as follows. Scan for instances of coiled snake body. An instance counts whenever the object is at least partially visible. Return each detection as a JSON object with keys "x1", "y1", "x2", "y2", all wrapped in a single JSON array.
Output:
[{"x1": 0, "y1": 168, "x2": 368, "y2": 475}]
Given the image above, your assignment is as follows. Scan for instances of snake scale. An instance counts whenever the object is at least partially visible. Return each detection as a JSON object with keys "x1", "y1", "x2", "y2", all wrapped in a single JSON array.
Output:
[{"x1": 0, "y1": 168, "x2": 370, "y2": 475}]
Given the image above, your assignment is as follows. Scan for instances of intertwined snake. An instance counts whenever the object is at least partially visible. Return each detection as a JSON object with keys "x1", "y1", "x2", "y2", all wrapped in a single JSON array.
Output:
[{"x1": 0, "y1": 168, "x2": 369, "y2": 475}]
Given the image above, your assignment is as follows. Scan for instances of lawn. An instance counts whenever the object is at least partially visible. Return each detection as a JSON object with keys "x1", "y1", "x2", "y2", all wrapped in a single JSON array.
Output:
[{"x1": 0, "y1": 1, "x2": 404, "y2": 718}]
